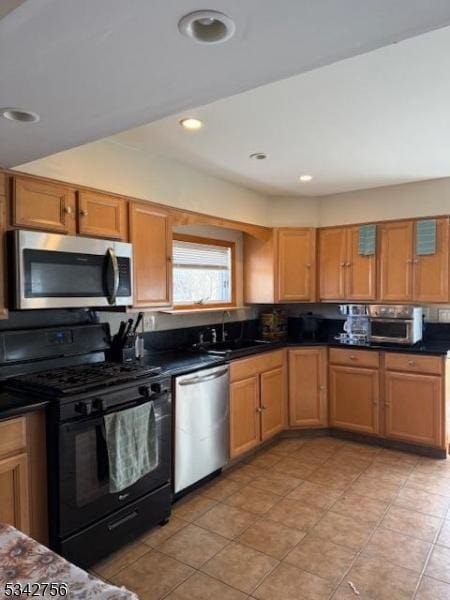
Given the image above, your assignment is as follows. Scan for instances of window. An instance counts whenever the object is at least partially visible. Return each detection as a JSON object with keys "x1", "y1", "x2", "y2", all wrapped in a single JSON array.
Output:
[{"x1": 173, "y1": 234, "x2": 236, "y2": 309}]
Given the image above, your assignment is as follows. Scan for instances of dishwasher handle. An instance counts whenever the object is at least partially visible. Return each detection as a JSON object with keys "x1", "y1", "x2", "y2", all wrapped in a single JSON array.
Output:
[{"x1": 178, "y1": 368, "x2": 228, "y2": 386}]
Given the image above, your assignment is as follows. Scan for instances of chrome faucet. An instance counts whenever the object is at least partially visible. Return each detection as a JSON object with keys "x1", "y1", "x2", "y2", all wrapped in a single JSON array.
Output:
[{"x1": 222, "y1": 310, "x2": 231, "y2": 342}]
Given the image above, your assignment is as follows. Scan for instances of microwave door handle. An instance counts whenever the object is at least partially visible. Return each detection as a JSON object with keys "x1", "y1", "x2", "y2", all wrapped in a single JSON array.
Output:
[{"x1": 106, "y1": 247, "x2": 120, "y2": 305}]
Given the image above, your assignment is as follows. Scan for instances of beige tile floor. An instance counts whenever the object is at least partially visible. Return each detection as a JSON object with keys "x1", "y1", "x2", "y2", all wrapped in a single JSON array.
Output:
[{"x1": 93, "y1": 436, "x2": 450, "y2": 599}]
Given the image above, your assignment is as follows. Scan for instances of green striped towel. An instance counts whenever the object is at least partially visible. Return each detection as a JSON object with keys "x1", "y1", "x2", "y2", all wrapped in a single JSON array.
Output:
[
  {"x1": 416, "y1": 219, "x2": 437, "y2": 255},
  {"x1": 358, "y1": 224, "x2": 376, "y2": 256},
  {"x1": 104, "y1": 402, "x2": 158, "y2": 493}
]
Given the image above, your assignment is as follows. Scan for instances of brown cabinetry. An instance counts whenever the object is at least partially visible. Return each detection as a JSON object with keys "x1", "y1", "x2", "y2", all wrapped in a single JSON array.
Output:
[
  {"x1": 129, "y1": 202, "x2": 172, "y2": 308},
  {"x1": 230, "y1": 376, "x2": 260, "y2": 457},
  {"x1": 244, "y1": 228, "x2": 316, "y2": 303},
  {"x1": 384, "y1": 353, "x2": 444, "y2": 448},
  {"x1": 12, "y1": 176, "x2": 76, "y2": 234},
  {"x1": 329, "y1": 364, "x2": 380, "y2": 436},
  {"x1": 0, "y1": 412, "x2": 47, "y2": 541},
  {"x1": 229, "y1": 351, "x2": 286, "y2": 458},
  {"x1": 77, "y1": 191, "x2": 127, "y2": 240},
  {"x1": 319, "y1": 226, "x2": 376, "y2": 301},
  {"x1": 288, "y1": 347, "x2": 327, "y2": 428},
  {"x1": 379, "y1": 218, "x2": 449, "y2": 302}
]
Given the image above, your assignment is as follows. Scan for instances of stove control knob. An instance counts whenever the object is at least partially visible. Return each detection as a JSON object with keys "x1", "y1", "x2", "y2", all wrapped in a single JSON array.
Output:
[
  {"x1": 93, "y1": 397, "x2": 107, "y2": 411},
  {"x1": 150, "y1": 382, "x2": 162, "y2": 394},
  {"x1": 139, "y1": 385, "x2": 151, "y2": 397},
  {"x1": 75, "y1": 401, "x2": 92, "y2": 416}
]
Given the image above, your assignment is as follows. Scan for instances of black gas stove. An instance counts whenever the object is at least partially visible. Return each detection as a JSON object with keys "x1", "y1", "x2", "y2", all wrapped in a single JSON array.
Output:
[
  {"x1": 0, "y1": 323, "x2": 172, "y2": 568},
  {"x1": 7, "y1": 361, "x2": 162, "y2": 396}
]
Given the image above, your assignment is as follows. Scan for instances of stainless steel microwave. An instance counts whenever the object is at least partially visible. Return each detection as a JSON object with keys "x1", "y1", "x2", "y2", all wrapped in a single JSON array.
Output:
[
  {"x1": 11, "y1": 230, "x2": 133, "y2": 309},
  {"x1": 368, "y1": 305, "x2": 423, "y2": 345}
]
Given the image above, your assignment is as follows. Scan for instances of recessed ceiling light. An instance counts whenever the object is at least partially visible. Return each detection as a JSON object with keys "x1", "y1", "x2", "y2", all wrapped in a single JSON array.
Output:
[
  {"x1": 0, "y1": 107, "x2": 40, "y2": 123},
  {"x1": 178, "y1": 10, "x2": 236, "y2": 44},
  {"x1": 249, "y1": 153, "x2": 267, "y2": 160},
  {"x1": 299, "y1": 174, "x2": 313, "y2": 182},
  {"x1": 179, "y1": 118, "x2": 203, "y2": 131}
]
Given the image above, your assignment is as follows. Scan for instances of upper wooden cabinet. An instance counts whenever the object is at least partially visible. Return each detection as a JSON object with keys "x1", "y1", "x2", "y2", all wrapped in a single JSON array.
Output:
[
  {"x1": 0, "y1": 180, "x2": 8, "y2": 319},
  {"x1": 319, "y1": 226, "x2": 376, "y2": 301},
  {"x1": 288, "y1": 347, "x2": 327, "y2": 428},
  {"x1": 379, "y1": 218, "x2": 449, "y2": 303},
  {"x1": 77, "y1": 191, "x2": 127, "y2": 240},
  {"x1": 244, "y1": 228, "x2": 316, "y2": 303},
  {"x1": 129, "y1": 202, "x2": 172, "y2": 308},
  {"x1": 12, "y1": 176, "x2": 76, "y2": 234}
]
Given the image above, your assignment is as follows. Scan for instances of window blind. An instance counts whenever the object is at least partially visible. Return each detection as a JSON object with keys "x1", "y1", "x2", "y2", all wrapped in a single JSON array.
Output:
[{"x1": 173, "y1": 240, "x2": 230, "y2": 270}]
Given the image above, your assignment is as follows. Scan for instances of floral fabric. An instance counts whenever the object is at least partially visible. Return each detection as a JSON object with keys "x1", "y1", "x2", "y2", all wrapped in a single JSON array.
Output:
[{"x1": 0, "y1": 523, "x2": 138, "y2": 599}]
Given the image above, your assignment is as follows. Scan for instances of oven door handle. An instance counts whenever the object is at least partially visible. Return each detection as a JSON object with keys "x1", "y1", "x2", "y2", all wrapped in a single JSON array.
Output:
[{"x1": 106, "y1": 247, "x2": 120, "y2": 305}]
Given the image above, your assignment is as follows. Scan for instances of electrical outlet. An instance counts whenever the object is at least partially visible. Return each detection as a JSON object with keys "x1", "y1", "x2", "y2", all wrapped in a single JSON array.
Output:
[
  {"x1": 143, "y1": 314, "x2": 156, "y2": 331},
  {"x1": 438, "y1": 309, "x2": 450, "y2": 323}
]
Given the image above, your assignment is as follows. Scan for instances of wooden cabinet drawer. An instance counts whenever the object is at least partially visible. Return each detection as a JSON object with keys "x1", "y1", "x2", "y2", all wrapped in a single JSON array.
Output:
[
  {"x1": 0, "y1": 417, "x2": 26, "y2": 459},
  {"x1": 230, "y1": 350, "x2": 284, "y2": 382},
  {"x1": 329, "y1": 348, "x2": 380, "y2": 368},
  {"x1": 384, "y1": 353, "x2": 443, "y2": 375}
]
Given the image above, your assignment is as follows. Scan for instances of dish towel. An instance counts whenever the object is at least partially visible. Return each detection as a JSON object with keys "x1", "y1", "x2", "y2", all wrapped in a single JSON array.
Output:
[
  {"x1": 416, "y1": 219, "x2": 437, "y2": 255},
  {"x1": 358, "y1": 224, "x2": 376, "y2": 256},
  {"x1": 104, "y1": 402, "x2": 158, "y2": 493}
]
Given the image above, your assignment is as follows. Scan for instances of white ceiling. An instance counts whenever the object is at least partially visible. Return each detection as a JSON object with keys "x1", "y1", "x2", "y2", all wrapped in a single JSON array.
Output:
[
  {"x1": 109, "y1": 25, "x2": 450, "y2": 197},
  {"x1": 3, "y1": 0, "x2": 450, "y2": 168}
]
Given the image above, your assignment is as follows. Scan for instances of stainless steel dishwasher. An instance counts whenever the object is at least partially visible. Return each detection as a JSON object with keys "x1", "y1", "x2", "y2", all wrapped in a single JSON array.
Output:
[{"x1": 174, "y1": 364, "x2": 229, "y2": 494}]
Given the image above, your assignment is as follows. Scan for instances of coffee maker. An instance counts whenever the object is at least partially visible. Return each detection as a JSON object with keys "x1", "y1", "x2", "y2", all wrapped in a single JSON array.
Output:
[{"x1": 336, "y1": 305, "x2": 369, "y2": 344}]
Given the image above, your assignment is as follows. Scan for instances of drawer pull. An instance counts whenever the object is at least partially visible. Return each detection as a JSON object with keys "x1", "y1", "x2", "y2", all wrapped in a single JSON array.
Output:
[
  {"x1": 349, "y1": 355, "x2": 357, "y2": 361},
  {"x1": 408, "y1": 360, "x2": 416, "y2": 366}
]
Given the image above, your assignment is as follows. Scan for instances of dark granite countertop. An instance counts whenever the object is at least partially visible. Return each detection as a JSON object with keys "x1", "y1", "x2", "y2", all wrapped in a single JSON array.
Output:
[
  {"x1": 285, "y1": 338, "x2": 450, "y2": 356},
  {"x1": 0, "y1": 391, "x2": 49, "y2": 421},
  {"x1": 143, "y1": 350, "x2": 227, "y2": 377}
]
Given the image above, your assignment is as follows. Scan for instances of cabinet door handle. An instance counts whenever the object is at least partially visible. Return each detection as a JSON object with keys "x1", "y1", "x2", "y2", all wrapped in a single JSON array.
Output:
[
  {"x1": 346, "y1": 262, "x2": 352, "y2": 267},
  {"x1": 64, "y1": 205, "x2": 72, "y2": 215},
  {"x1": 384, "y1": 402, "x2": 391, "y2": 407},
  {"x1": 306, "y1": 264, "x2": 312, "y2": 269},
  {"x1": 349, "y1": 355, "x2": 357, "y2": 361},
  {"x1": 80, "y1": 209, "x2": 88, "y2": 217},
  {"x1": 261, "y1": 405, "x2": 267, "y2": 411},
  {"x1": 408, "y1": 360, "x2": 416, "y2": 366},
  {"x1": 407, "y1": 259, "x2": 413, "y2": 264},
  {"x1": 414, "y1": 258, "x2": 419, "y2": 264},
  {"x1": 318, "y1": 385, "x2": 325, "y2": 391},
  {"x1": 256, "y1": 407, "x2": 263, "y2": 413},
  {"x1": 340, "y1": 262, "x2": 346, "y2": 267}
]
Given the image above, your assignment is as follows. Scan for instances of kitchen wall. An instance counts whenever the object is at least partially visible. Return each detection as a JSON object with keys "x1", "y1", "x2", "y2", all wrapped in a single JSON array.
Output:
[
  {"x1": 270, "y1": 177, "x2": 450, "y2": 228},
  {"x1": 17, "y1": 139, "x2": 270, "y2": 226}
]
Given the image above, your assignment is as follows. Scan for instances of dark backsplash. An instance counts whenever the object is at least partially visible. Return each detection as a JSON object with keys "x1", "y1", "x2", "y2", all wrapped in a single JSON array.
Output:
[{"x1": 142, "y1": 319, "x2": 260, "y2": 352}]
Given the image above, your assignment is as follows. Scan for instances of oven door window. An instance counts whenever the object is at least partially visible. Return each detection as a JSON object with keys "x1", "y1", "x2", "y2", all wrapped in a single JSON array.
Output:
[
  {"x1": 370, "y1": 320, "x2": 409, "y2": 339},
  {"x1": 58, "y1": 399, "x2": 171, "y2": 537}
]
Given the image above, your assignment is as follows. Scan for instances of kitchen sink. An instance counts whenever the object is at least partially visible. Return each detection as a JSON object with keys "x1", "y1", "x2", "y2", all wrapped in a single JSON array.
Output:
[{"x1": 193, "y1": 338, "x2": 274, "y2": 358}]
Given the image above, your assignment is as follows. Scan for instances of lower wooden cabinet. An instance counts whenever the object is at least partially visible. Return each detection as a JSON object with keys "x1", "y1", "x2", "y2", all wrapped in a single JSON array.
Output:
[
  {"x1": 329, "y1": 365, "x2": 380, "y2": 435},
  {"x1": 229, "y1": 351, "x2": 286, "y2": 458},
  {"x1": 230, "y1": 376, "x2": 260, "y2": 458},
  {"x1": 384, "y1": 370, "x2": 443, "y2": 447},
  {"x1": 288, "y1": 348, "x2": 327, "y2": 427},
  {"x1": 0, "y1": 412, "x2": 48, "y2": 543},
  {"x1": 0, "y1": 453, "x2": 30, "y2": 534},
  {"x1": 261, "y1": 367, "x2": 285, "y2": 440}
]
